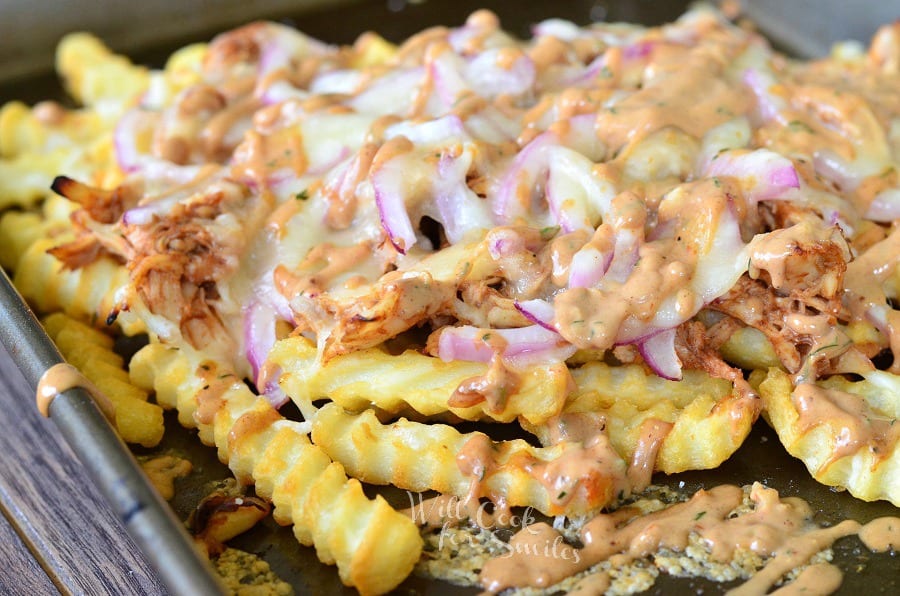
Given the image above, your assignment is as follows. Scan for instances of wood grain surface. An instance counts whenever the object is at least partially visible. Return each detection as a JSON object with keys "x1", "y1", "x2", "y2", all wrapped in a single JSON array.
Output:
[
  {"x1": 0, "y1": 342, "x2": 166, "y2": 596},
  {"x1": 0, "y1": 507, "x2": 58, "y2": 595}
]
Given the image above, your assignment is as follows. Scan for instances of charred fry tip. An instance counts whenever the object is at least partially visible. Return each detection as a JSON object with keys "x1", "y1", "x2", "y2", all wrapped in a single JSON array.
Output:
[{"x1": 50, "y1": 175, "x2": 77, "y2": 198}]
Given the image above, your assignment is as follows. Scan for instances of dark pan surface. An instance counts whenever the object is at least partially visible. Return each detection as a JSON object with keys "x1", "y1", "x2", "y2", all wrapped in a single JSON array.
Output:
[{"x1": 137, "y1": 411, "x2": 900, "y2": 594}]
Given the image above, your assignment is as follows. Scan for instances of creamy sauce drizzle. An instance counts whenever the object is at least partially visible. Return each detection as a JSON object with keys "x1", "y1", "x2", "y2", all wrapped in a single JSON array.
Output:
[
  {"x1": 767, "y1": 563, "x2": 843, "y2": 596},
  {"x1": 449, "y1": 352, "x2": 520, "y2": 412},
  {"x1": 626, "y1": 418, "x2": 673, "y2": 492},
  {"x1": 35, "y1": 362, "x2": 116, "y2": 422},
  {"x1": 194, "y1": 363, "x2": 240, "y2": 426},
  {"x1": 40, "y1": 12, "x2": 900, "y2": 596},
  {"x1": 478, "y1": 482, "x2": 900, "y2": 595},
  {"x1": 843, "y1": 227, "x2": 900, "y2": 374},
  {"x1": 726, "y1": 521, "x2": 859, "y2": 596},
  {"x1": 858, "y1": 516, "x2": 900, "y2": 552},
  {"x1": 455, "y1": 430, "x2": 628, "y2": 515},
  {"x1": 792, "y1": 383, "x2": 900, "y2": 467},
  {"x1": 140, "y1": 455, "x2": 193, "y2": 501}
]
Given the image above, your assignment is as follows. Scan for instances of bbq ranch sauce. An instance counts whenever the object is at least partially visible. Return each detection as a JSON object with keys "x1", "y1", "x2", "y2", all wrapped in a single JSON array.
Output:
[
  {"x1": 21, "y1": 4, "x2": 900, "y2": 596},
  {"x1": 36, "y1": 362, "x2": 116, "y2": 421},
  {"x1": 476, "y1": 483, "x2": 900, "y2": 594}
]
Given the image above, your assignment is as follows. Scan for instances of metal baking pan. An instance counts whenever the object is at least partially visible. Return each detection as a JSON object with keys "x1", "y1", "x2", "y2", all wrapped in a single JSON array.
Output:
[
  {"x1": 0, "y1": 270, "x2": 226, "y2": 596},
  {"x1": 1, "y1": 1, "x2": 898, "y2": 594}
]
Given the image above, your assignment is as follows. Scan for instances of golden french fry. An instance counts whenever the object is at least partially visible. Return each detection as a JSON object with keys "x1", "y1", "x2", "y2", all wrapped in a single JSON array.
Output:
[
  {"x1": 130, "y1": 342, "x2": 424, "y2": 595},
  {"x1": 15, "y1": 236, "x2": 135, "y2": 332},
  {"x1": 553, "y1": 361, "x2": 756, "y2": 473},
  {"x1": 719, "y1": 326, "x2": 783, "y2": 371},
  {"x1": 311, "y1": 402, "x2": 628, "y2": 516},
  {"x1": 43, "y1": 313, "x2": 163, "y2": 446},
  {"x1": 758, "y1": 367, "x2": 900, "y2": 506},
  {"x1": 270, "y1": 335, "x2": 570, "y2": 424},
  {"x1": 56, "y1": 33, "x2": 149, "y2": 109}
]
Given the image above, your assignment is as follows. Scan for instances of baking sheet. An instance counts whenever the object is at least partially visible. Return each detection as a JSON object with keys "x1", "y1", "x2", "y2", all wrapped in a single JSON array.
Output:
[
  {"x1": 138, "y1": 412, "x2": 900, "y2": 595},
  {"x1": 1, "y1": 0, "x2": 899, "y2": 594},
  {"x1": 0, "y1": 270, "x2": 225, "y2": 596}
]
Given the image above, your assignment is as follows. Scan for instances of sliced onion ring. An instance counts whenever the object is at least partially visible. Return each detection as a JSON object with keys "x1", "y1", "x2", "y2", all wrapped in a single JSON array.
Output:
[
  {"x1": 437, "y1": 324, "x2": 576, "y2": 369},
  {"x1": 637, "y1": 328, "x2": 682, "y2": 381},
  {"x1": 371, "y1": 158, "x2": 417, "y2": 254},
  {"x1": 243, "y1": 299, "x2": 289, "y2": 408},
  {"x1": 705, "y1": 148, "x2": 799, "y2": 203},
  {"x1": 514, "y1": 299, "x2": 556, "y2": 331},
  {"x1": 866, "y1": 188, "x2": 900, "y2": 222},
  {"x1": 568, "y1": 245, "x2": 613, "y2": 288}
]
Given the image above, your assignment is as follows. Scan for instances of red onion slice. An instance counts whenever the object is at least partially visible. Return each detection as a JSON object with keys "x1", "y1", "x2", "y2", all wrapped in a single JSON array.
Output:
[
  {"x1": 114, "y1": 108, "x2": 159, "y2": 173},
  {"x1": 865, "y1": 303, "x2": 891, "y2": 334},
  {"x1": 447, "y1": 11, "x2": 507, "y2": 53},
  {"x1": 568, "y1": 245, "x2": 613, "y2": 288},
  {"x1": 705, "y1": 149, "x2": 799, "y2": 203},
  {"x1": 742, "y1": 67, "x2": 786, "y2": 123},
  {"x1": 309, "y1": 69, "x2": 364, "y2": 95},
  {"x1": 437, "y1": 324, "x2": 576, "y2": 369},
  {"x1": 865, "y1": 188, "x2": 900, "y2": 222},
  {"x1": 514, "y1": 299, "x2": 556, "y2": 331},
  {"x1": 259, "y1": 79, "x2": 308, "y2": 106},
  {"x1": 503, "y1": 326, "x2": 577, "y2": 368},
  {"x1": 243, "y1": 297, "x2": 292, "y2": 408},
  {"x1": 447, "y1": 22, "x2": 479, "y2": 53},
  {"x1": 637, "y1": 327, "x2": 682, "y2": 381},
  {"x1": 463, "y1": 105, "x2": 519, "y2": 144},
  {"x1": 256, "y1": 23, "x2": 331, "y2": 77},
  {"x1": 494, "y1": 132, "x2": 557, "y2": 224},
  {"x1": 623, "y1": 40, "x2": 655, "y2": 61},
  {"x1": 465, "y1": 48, "x2": 536, "y2": 98},
  {"x1": 385, "y1": 114, "x2": 469, "y2": 145},
  {"x1": 605, "y1": 229, "x2": 640, "y2": 283},
  {"x1": 813, "y1": 149, "x2": 860, "y2": 192},
  {"x1": 432, "y1": 150, "x2": 493, "y2": 243},
  {"x1": 350, "y1": 67, "x2": 424, "y2": 115},
  {"x1": 260, "y1": 376, "x2": 289, "y2": 409},
  {"x1": 122, "y1": 205, "x2": 158, "y2": 226},
  {"x1": 430, "y1": 50, "x2": 468, "y2": 108},
  {"x1": 371, "y1": 158, "x2": 417, "y2": 254},
  {"x1": 437, "y1": 326, "x2": 496, "y2": 363},
  {"x1": 243, "y1": 300, "x2": 277, "y2": 385},
  {"x1": 545, "y1": 146, "x2": 615, "y2": 233},
  {"x1": 379, "y1": 116, "x2": 479, "y2": 247},
  {"x1": 559, "y1": 54, "x2": 611, "y2": 88}
]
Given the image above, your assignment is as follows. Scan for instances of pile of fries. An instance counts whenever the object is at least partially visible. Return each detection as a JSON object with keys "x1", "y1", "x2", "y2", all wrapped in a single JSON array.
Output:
[{"x1": 1, "y1": 5, "x2": 898, "y2": 593}]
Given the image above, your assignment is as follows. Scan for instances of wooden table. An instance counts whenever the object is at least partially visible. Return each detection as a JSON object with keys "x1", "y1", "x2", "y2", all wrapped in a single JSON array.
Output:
[{"x1": 0, "y1": 343, "x2": 167, "y2": 595}]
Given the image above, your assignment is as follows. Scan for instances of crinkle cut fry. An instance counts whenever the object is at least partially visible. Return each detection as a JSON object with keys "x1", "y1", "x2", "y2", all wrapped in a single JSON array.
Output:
[
  {"x1": 56, "y1": 32, "x2": 149, "y2": 108},
  {"x1": 0, "y1": 100, "x2": 119, "y2": 209},
  {"x1": 129, "y1": 342, "x2": 423, "y2": 595},
  {"x1": 541, "y1": 361, "x2": 759, "y2": 474},
  {"x1": 756, "y1": 367, "x2": 900, "y2": 506},
  {"x1": 310, "y1": 402, "x2": 628, "y2": 517},
  {"x1": 0, "y1": 198, "x2": 143, "y2": 334},
  {"x1": 269, "y1": 335, "x2": 571, "y2": 424},
  {"x1": 42, "y1": 312, "x2": 163, "y2": 447},
  {"x1": 15, "y1": 235, "x2": 132, "y2": 328}
]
